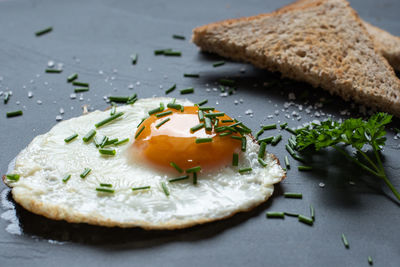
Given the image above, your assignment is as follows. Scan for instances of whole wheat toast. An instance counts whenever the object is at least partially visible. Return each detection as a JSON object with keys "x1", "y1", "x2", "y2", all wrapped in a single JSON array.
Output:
[
  {"x1": 192, "y1": 0, "x2": 400, "y2": 117},
  {"x1": 277, "y1": 0, "x2": 400, "y2": 72}
]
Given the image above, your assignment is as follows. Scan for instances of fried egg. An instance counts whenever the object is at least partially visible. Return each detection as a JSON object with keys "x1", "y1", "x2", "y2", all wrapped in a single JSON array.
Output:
[{"x1": 3, "y1": 97, "x2": 285, "y2": 229}]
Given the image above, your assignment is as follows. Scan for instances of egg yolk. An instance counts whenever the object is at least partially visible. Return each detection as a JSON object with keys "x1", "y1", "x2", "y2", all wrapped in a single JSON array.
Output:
[{"x1": 132, "y1": 106, "x2": 242, "y2": 173}]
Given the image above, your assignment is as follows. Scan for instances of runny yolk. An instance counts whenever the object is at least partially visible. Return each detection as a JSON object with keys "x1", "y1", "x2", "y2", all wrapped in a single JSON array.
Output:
[{"x1": 132, "y1": 106, "x2": 242, "y2": 173}]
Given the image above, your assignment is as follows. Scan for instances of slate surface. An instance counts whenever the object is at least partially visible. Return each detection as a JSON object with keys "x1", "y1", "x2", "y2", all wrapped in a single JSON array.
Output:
[{"x1": 0, "y1": 0, "x2": 399, "y2": 266}]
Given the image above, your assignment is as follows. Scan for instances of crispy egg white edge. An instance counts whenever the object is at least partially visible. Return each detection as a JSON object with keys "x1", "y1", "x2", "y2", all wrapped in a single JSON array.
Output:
[{"x1": 4, "y1": 97, "x2": 285, "y2": 229}]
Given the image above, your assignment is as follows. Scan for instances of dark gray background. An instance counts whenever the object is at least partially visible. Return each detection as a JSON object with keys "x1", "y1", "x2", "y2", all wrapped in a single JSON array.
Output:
[{"x1": 0, "y1": 0, "x2": 399, "y2": 266}]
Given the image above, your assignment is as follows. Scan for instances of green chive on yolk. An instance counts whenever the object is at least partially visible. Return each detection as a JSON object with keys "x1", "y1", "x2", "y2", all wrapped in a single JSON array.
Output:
[{"x1": 131, "y1": 105, "x2": 242, "y2": 173}]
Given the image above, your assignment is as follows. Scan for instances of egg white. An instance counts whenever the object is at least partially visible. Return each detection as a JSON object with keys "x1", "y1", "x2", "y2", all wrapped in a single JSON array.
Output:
[{"x1": 4, "y1": 97, "x2": 285, "y2": 229}]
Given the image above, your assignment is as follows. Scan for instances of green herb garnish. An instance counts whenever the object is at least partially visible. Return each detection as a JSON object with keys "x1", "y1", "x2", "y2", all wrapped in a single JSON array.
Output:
[
  {"x1": 67, "y1": 73, "x2": 78, "y2": 83},
  {"x1": 62, "y1": 174, "x2": 71, "y2": 183},
  {"x1": 6, "y1": 174, "x2": 20, "y2": 182},
  {"x1": 190, "y1": 123, "x2": 205, "y2": 132},
  {"x1": 95, "y1": 112, "x2": 124, "y2": 128},
  {"x1": 161, "y1": 182, "x2": 169, "y2": 196},
  {"x1": 238, "y1": 167, "x2": 252, "y2": 174},
  {"x1": 183, "y1": 73, "x2": 199, "y2": 78},
  {"x1": 180, "y1": 88, "x2": 194, "y2": 94},
  {"x1": 155, "y1": 118, "x2": 170, "y2": 128},
  {"x1": 132, "y1": 186, "x2": 150, "y2": 191},
  {"x1": 169, "y1": 175, "x2": 189, "y2": 183},
  {"x1": 45, "y1": 69, "x2": 62, "y2": 73},
  {"x1": 64, "y1": 133, "x2": 78, "y2": 143},
  {"x1": 266, "y1": 212, "x2": 285, "y2": 219},
  {"x1": 96, "y1": 188, "x2": 114, "y2": 193},
  {"x1": 35, "y1": 27, "x2": 53, "y2": 36},
  {"x1": 213, "y1": 61, "x2": 225, "y2": 67},
  {"x1": 99, "y1": 149, "x2": 116, "y2": 156},
  {"x1": 341, "y1": 233, "x2": 349, "y2": 248},
  {"x1": 115, "y1": 138, "x2": 129, "y2": 146},
  {"x1": 72, "y1": 81, "x2": 89, "y2": 87},
  {"x1": 232, "y1": 153, "x2": 239, "y2": 166},
  {"x1": 284, "y1": 192, "x2": 303, "y2": 199},
  {"x1": 195, "y1": 138, "x2": 212, "y2": 144},
  {"x1": 186, "y1": 166, "x2": 201, "y2": 173},
  {"x1": 165, "y1": 84, "x2": 176, "y2": 94},
  {"x1": 6, "y1": 110, "x2": 23, "y2": 118},
  {"x1": 80, "y1": 168, "x2": 91, "y2": 178},
  {"x1": 131, "y1": 53, "x2": 138, "y2": 64},
  {"x1": 298, "y1": 214, "x2": 313, "y2": 226},
  {"x1": 172, "y1": 34, "x2": 185, "y2": 40}
]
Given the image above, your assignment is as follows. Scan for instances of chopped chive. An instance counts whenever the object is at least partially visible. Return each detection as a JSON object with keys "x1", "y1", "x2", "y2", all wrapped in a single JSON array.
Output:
[
  {"x1": 180, "y1": 105, "x2": 184, "y2": 112},
  {"x1": 137, "y1": 118, "x2": 146, "y2": 128},
  {"x1": 286, "y1": 144, "x2": 296, "y2": 156},
  {"x1": 159, "y1": 102, "x2": 165, "y2": 111},
  {"x1": 256, "y1": 129, "x2": 264, "y2": 139},
  {"x1": 96, "y1": 188, "x2": 114, "y2": 193},
  {"x1": 241, "y1": 137, "x2": 246, "y2": 152},
  {"x1": 155, "y1": 118, "x2": 170, "y2": 128},
  {"x1": 368, "y1": 256, "x2": 373, "y2": 265},
  {"x1": 298, "y1": 165, "x2": 312, "y2": 171},
  {"x1": 115, "y1": 138, "x2": 129, "y2": 146},
  {"x1": 155, "y1": 110, "x2": 172, "y2": 118},
  {"x1": 198, "y1": 110, "x2": 205, "y2": 121},
  {"x1": 64, "y1": 133, "x2": 78, "y2": 143},
  {"x1": 196, "y1": 99, "x2": 208, "y2": 106},
  {"x1": 284, "y1": 212, "x2": 299, "y2": 217},
  {"x1": 186, "y1": 166, "x2": 201, "y2": 173},
  {"x1": 6, "y1": 174, "x2": 20, "y2": 182},
  {"x1": 284, "y1": 192, "x2": 303, "y2": 199},
  {"x1": 193, "y1": 172, "x2": 197, "y2": 185},
  {"x1": 238, "y1": 167, "x2": 252, "y2": 174},
  {"x1": 204, "y1": 112, "x2": 225, "y2": 118},
  {"x1": 80, "y1": 168, "x2": 91, "y2": 178},
  {"x1": 219, "y1": 132, "x2": 231, "y2": 137},
  {"x1": 266, "y1": 212, "x2": 285, "y2": 219},
  {"x1": 195, "y1": 137, "x2": 212, "y2": 144},
  {"x1": 167, "y1": 103, "x2": 181, "y2": 110},
  {"x1": 4, "y1": 92, "x2": 10, "y2": 104},
  {"x1": 204, "y1": 117, "x2": 212, "y2": 131},
  {"x1": 285, "y1": 127, "x2": 297, "y2": 135},
  {"x1": 213, "y1": 61, "x2": 225, "y2": 67},
  {"x1": 94, "y1": 137, "x2": 101, "y2": 148},
  {"x1": 219, "y1": 79, "x2": 235, "y2": 86},
  {"x1": 298, "y1": 215, "x2": 313, "y2": 226},
  {"x1": 99, "y1": 149, "x2": 116, "y2": 156},
  {"x1": 271, "y1": 135, "x2": 282, "y2": 146},
  {"x1": 154, "y1": 48, "x2": 171, "y2": 55},
  {"x1": 258, "y1": 158, "x2": 267, "y2": 167},
  {"x1": 95, "y1": 112, "x2": 124, "y2": 128},
  {"x1": 35, "y1": 26, "x2": 53, "y2": 36},
  {"x1": 215, "y1": 126, "x2": 227, "y2": 133},
  {"x1": 190, "y1": 123, "x2": 205, "y2": 132},
  {"x1": 284, "y1": 156, "x2": 290, "y2": 169},
  {"x1": 108, "y1": 96, "x2": 129, "y2": 103},
  {"x1": 82, "y1": 129, "x2": 96, "y2": 142},
  {"x1": 198, "y1": 107, "x2": 215, "y2": 111},
  {"x1": 62, "y1": 174, "x2": 71, "y2": 183},
  {"x1": 259, "y1": 136, "x2": 274, "y2": 144},
  {"x1": 148, "y1": 107, "x2": 162, "y2": 115},
  {"x1": 100, "y1": 183, "x2": 112, "y2": 187},
  {"x1": 165, "y1": 84, "x2": 176, "y2": 94},
  {"x1": 180, "y1": 88, "x2": 194, "y2": 94},
  {"x1": 67, "y1": 73, "x2": 78, "y2": 83},
  {"x1": 169, "y1": 175, "x2": 189, "y2": 183},
  {"x1": 341, "y1": 233, "x2": 349, "y2": 248},
  {"x1": 161, "y1": 182, "x2": 169, "y2": 196},
  {"x1": 310, "y1": 204, "x2": 315, "y2": 221},
  {"x1": 232, "y1": 153, "x2": 239, "y2": 166},
  {"x1": 170, "y1": 162, "x2": 183, "y2": 173},
  {"x1": 263, "y1": 124, "x2": 277, "y2": 130},
  {"x1": 183, "y1": 73, "x2": 199, "y2": 78},
  {"x1": 280, "y1": 122, "x2": 288, "y2": 129},
  {"x1": 74, "y1": 88, "x2": 89, "y2": 93},
  {"x1": 231, "y1": 135, "x2": 242, "y2": 141},
  {"x1": 221, "y1": 119, "x2": 234, "y2": 123},
  {"x1": 132, "y1": 186, "x2": 151, "y2": 191},
  {"x1": 214, "y1": 119, "x2": 219, "y2": 127},
  {"x1": 135, "y1": 125, "x2": 145, "y2": 139},
  {"x1": 104, "y1": 138, "x2": 118, "y2": 146},
  {"x1": 99, "y1": 136, "x2": 108, "y2": 148},
  {"x1": 164, "y1": 51, "x2": 182, "y2": 56},
  {"x1": 172, "y1": 34, "x2": 185, "y2": 40},
  {"x1": 131, "y1": 53, "x2": 138, "y2": 64},
  {"x1": 220, "y1": 85, "x2": 225, "y2": 92},
  {"x1": 110, "y1": 104, "x2": 116, "y2": 116},
  {"x1": 6, "y1": 110, "x2": 23, "y2": 118},
  {"x1": 127, "y1": 94, "x2": 138, "y2": 104},
  {"x1": 45, "y1": 69, "x2": 62, "y2": 73},
  {"x1": 72, "y1": 81, "x2": 89, "y2": 87},
  {"x1": 258, "y1": 142, "x2": 266, "y2": 159}
]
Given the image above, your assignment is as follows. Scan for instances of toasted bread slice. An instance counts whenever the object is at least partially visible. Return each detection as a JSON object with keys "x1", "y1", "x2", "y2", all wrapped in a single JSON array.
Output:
[
  {"x1": 192, "y1": 0, "x2": 400, "y2": 116},
  {"x1": 277, "y1": 0, "x2": 400, "y2": 72},
  {"x1": 363, "y1": 21, "x2": 400, "y2": 72}
]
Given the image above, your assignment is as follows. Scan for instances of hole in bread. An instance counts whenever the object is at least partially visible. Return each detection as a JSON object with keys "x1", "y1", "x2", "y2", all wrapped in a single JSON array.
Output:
[{"x1": 296, "y1": 50, "x2": 306, "y2": 57}]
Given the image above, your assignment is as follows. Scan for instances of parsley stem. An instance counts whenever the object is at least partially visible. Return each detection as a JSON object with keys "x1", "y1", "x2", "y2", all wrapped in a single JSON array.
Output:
[{"x1": 356, "y1": 148, "x2": 379, "y2": 172}]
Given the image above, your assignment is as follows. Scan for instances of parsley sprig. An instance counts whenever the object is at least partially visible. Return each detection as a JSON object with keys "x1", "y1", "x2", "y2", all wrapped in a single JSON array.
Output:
[{"x1": 296, "y1": 113, "x2": 400, "y2": 201}]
